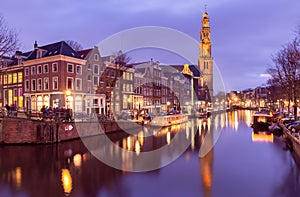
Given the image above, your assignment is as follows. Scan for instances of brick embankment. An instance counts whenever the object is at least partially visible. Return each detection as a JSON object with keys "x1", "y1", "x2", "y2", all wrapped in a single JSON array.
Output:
[
  {"x1": 0, "y1": 117, "x2": 141, "y2": 144},
  {"x1": 279, "y1": 122, "x2": 300, "y2": 159}
]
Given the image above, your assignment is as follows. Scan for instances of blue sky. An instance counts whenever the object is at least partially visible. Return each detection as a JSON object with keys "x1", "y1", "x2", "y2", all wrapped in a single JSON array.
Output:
[{"x1": 1, "y1": 0, "x2": 300, "y2": 90}]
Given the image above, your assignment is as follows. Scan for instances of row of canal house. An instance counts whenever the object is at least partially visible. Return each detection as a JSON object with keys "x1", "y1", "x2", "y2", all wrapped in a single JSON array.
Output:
[{"x1": 0, "y1": 40, "x2": 209, "y2": 115}]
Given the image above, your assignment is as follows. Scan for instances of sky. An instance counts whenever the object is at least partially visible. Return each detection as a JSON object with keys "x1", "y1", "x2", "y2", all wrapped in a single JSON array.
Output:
[{"x1": 1, "y1": 0, "x2": 300, "y2": 91}]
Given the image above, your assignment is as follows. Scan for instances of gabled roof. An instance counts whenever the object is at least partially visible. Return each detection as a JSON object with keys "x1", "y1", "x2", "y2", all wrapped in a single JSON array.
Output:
[
  {"x1": 77, "y1": 48, "x2": 92, "y2": 59},
  {"x1": 25, "y1": 41, "x2": 82, "y2": 60},
  {"x1": 161, "y1": 64, "x2": 201, "y2": 77}
]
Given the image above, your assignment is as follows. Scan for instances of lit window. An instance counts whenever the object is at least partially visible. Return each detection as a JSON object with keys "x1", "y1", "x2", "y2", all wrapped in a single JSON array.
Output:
[
  {"x1": 4, "y1": 75, "x2": 7, "y2": 84},
  {"x1": 18, "y1": 72, "x2": 22, "y2": 83},
  {"x1": 13, "y1": 73, "x2": 17, "y2": 83},
  {"x1": 8, "y1": 74, "x2": 12, "y2": 84}
]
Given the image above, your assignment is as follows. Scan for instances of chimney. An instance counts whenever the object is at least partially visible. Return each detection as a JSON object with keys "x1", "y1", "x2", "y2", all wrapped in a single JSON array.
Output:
[{"x1": 34, "y1": 41, "x2": 38, "y2": 49}]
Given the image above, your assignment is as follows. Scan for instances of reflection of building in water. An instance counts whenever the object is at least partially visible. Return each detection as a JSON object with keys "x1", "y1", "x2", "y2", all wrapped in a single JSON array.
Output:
[
  {"x1": 200, "y1": 150, "x2": 213, "y2": 197},
  {"x1": 199, "y1": 117, "x2": 214, "y2": 197},
  {"x1": 251, "y1": 132, "x2": 274, "y2": 143}
]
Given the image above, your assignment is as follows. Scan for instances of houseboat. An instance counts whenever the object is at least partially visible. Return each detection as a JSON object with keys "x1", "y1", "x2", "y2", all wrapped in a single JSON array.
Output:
[
  {"x1": 143, "y1": 114, "x2": 188, "y2": 127},
  {"x1": 251, "y1": 110, "x2": 274, "y2": 132}
]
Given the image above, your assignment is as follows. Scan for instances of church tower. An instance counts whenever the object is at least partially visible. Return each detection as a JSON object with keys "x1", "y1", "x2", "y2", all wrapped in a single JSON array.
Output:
[{"x1": 198, "y1": 7, "x2": 213, "y2": 99}]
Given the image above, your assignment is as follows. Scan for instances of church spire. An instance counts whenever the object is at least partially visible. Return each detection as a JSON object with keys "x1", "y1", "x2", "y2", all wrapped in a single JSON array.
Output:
[{"x1": 198, "y1": 6, "x2": 213, "y2": 99}]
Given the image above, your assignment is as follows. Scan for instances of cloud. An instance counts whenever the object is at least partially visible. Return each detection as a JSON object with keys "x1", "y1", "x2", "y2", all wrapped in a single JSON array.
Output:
[{"x1": 259, "y1": 74, "x2": 271, "y2": 78}]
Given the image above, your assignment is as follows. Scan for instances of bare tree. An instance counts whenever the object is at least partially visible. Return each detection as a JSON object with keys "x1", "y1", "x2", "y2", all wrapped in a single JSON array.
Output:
[
  {"x1": 65, "y1": 40, "x2": 83, "y2": 51},
  {"x1": 267, "y1": 36, "x2": 300, "y2": 118},
  {"x1": 0, "y1": 15, "x2": 19, "y2": 58},
  {"x1": 111, "y1": 51, "x2": 131, "y2": 115}
]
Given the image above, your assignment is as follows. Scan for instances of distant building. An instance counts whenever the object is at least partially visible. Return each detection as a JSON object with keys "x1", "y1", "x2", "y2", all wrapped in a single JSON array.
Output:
[{"x1": 77, "y1": 46, "x2": 106, "y2": 115}]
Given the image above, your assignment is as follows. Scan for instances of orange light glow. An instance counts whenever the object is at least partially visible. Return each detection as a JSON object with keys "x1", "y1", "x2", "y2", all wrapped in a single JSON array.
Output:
[
  {"x1": 61, "y1": 169, "x2": 72, "y2": 195},
  {"x1": 252, "y1": 132, "x2": 274, "y2": 143}
]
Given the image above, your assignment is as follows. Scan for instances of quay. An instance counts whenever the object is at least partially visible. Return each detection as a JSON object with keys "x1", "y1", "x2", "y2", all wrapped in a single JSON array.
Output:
[
  {"x1": 280, "y1": 123, "x2": 300, "y2": 160},
  {"x1": 0, "y1": 115, "x2": 141, "y2": 144}
]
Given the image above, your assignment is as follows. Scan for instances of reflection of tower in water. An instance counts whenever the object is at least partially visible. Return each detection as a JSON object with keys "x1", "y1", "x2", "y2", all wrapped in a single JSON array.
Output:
[{"x1": 199, "y1": 117, "x2": 214, "y2": 197}]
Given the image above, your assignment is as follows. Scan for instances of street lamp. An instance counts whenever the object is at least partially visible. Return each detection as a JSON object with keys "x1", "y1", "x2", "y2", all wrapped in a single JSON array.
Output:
[{"x1": 167, "y1": 101, "x2": 170, "y2": 112}]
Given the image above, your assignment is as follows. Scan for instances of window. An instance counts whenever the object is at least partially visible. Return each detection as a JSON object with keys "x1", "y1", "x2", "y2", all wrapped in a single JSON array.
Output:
[
  {"x1": 44, "y1": 78, "x2": 49, "y2": 90},
  {"x1": 87, "y1": 64, "x2": 91, "y2": 70},
  {"x1": 44, "y1": 64, "x2": 49, "y2": 73},
  {"x1": 18, "y1": 72, "x2": 22, "y2": 83},
  {"x1": 67, "y1": 64, "x2": 73, "y2": 73},
  {"x1": 37, "y1": 78, "x2": 42, "y2": 90},
  {"x1": 8, "y1": 74, "x2": 12, "y2": 84},
  {"x1": 75, "y1": 78, "x2": 82, "y2": 90},
  {"x1": 25, "y1": 80, "x2": 30, "y2": 91},
  {"x1": 94, "y1": 65, "x2": 99, "y2": 74},
  {"x1": 37, "y1": 65, "x2": 42, "y2": 74},
  {"x1": 94, "y1": 54, "x2": 99, "y2": 61},
  {"x1": 13, "y1": 73, "x2": 17, "y2": 83},
  {"x1": 76, "y1": 65, "x2": 82, "y2": 74},
  {"x1": 93, "y1": 99, "x2": 98, "y2": 106},
  {"x1": 53, "y1": 77, "x2": 58, "y2": 90},
  {"x1": 204, "y1": 62, "x2": 208, "y2": 69},
  {"x1": 93, "y1": 76, "x2": 98, "y2": 86},
  {"x1": 52, "y1": 63, "x2": 58, "y2": 72},
  {"x1": 67, "y1": 77, "x2": 73, "y2": 89},
  {"x1": 25, "y1": 68, "x2": 29, "y2": 76},
  {"x1": 31, "y1": 79, "x2": 36, "y2": 91},
  {"x1": 87, "y1": 75, "x2": 91, "y2": 81},
  {"x1": 31, "y1": 66, "x2": 36, "y2": 75},
  {"x1": 4, "y1": 75, "x2": 7, "y2": 84}
]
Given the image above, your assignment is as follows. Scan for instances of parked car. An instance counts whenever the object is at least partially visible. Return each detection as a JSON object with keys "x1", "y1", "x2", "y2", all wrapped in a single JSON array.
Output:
[
  {"x1": 118, "y1": 112, "x2": 132, "y2": 120},
  {"x1": 287, "y1": 120, "x2": 300, "y2": 133},
  {"x1": 282, "y1": 116, "x2": 295, "y2": 124},
  {"x1": 142, "y1": 112, "x2": 154, "y2": 125}
]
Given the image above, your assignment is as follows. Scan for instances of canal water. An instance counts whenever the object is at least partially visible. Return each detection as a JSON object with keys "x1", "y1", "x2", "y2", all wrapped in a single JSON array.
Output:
[{"x1": 0, "y1": 110, "x2": 299, "y2": 197}]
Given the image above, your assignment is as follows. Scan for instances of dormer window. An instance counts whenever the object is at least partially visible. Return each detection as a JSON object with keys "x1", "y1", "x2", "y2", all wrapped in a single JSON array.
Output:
[{"x1": 36, "y1": 50, "x2": 43, "y2": 58}]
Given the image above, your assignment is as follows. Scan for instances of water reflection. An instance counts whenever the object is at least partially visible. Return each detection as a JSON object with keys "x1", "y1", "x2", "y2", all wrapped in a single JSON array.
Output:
[
  {"x1": 0, "y1": 110, "x2": 299, "y2": 197},
  {"x1": 252, "y1": 132, "x2": 274, "y2": 143},
  {"x1": 61, "y1": 169, "x2": 72, "y2": 195}
]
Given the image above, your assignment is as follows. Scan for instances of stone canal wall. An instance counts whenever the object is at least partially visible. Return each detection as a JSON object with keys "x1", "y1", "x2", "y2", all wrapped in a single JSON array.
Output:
[{"x1": 0, "y1": 117, "x2": 141, "y2": 144}]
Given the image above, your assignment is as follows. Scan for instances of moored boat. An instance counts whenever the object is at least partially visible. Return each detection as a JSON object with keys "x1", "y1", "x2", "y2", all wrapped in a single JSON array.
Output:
[
  {"x1": 251, "y1": 110, "x2": 274, "y2": 132},
  {"x1": 145, "y1": 114, "x2": 188, "y2": 127}
]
